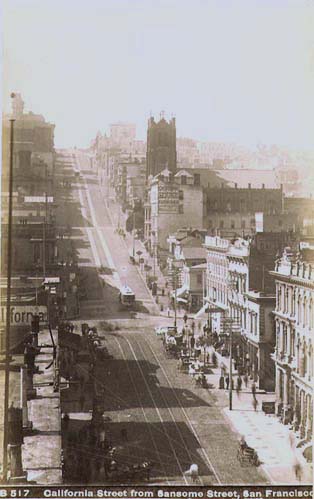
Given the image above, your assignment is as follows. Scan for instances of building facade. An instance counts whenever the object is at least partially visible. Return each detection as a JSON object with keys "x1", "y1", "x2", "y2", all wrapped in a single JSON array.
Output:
[
  {"x1": 270, "y1": 247, "x2": 314, "y2": 439},
  {"x1": 146, "y1": 170, "x2": 203, "y2": 252}
]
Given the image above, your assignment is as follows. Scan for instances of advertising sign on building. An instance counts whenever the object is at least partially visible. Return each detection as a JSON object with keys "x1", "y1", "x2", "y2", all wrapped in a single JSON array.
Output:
[
  {"x1": 0, "y1": 306, "x2": 48, "y2": 327},
  {"x1": 158, "y1": 184, "x2": 179, "y2": 214},
  {"x1": 24, "y1": 196, "x2": 54, "y2": 203}
]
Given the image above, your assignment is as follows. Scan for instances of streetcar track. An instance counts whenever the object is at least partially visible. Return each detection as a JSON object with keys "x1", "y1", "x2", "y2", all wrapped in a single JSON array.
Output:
[
  {"x1": 143, "y1": 333, "x2": 223, "y2": 485},
  {"x1": 121, "y1": 335, "x2": 189, "y2": 485},
  {"x1": 132, "y1": 335, "x2": 205, "y2": 483},
  {"x1": 112, "y1": 336, "x2": 171, "y2": 484}
]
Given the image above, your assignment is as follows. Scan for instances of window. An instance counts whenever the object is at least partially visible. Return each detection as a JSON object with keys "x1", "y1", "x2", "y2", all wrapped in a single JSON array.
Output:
[
  {"x1": 231, "y1": 220, "x2": 235, "y2": 229},
  {"x1": 179, "y1": 190, "x2": 184, "y2": 200},
  {"x1": 194, "y1": 174, "x2": 200, "y2": 186},
  {"x1": 219, "y1": 220, "x2": 224, "y2": 229},
  {"x1": 250, "y1": 218, "x2": 255, "y2": 225},
  {"x1": 208, "y1": 220, "x2": 213, "y2": 228},
  {"x1": 181, "y1": 175, "x2": 187, "y2": 185},
  {"x1": 179, "y1": 205, "x2": 184, "y2": 214},
  {"x1": 278, "y1": 220, "x2": 283, "y2": 227},
  {"x1": 197, "y1": 273, "x2": 202, "y2": 285}
]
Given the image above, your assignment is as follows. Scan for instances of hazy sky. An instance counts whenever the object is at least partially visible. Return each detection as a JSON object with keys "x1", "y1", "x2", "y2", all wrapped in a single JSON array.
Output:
[{"x1": 2, "y1": 0, "x2": 314, "y2": 149}]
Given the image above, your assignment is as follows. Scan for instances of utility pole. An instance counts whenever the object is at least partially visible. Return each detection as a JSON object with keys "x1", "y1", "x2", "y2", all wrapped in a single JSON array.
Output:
[
  {"x1": 229, "y1": 319, "x2": 233, "y2": 410},
  {"x1": 3, "y1": 114, "x2": 15, "y2": 481},
  {"x1": 132, "y1": 209, "x2": 135, "y2": 258},
  {"x1": 174, "y1": 271, "x2": 177, "y2": 328},
  {"x1": 42, "y1": 163, "x2": 48, "y2": 277}
]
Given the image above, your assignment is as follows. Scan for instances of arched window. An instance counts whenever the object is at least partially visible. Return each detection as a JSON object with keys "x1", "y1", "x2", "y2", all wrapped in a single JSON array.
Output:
[
  {"x1": 298, "y1": 296, "x2": 302, "y2": 325},
  {"x1": 309, "y1": 299, "x2": 313, "y2": 329},
  {"x1": 292, "y1": 289, "x2": 296, "y2": 316},
  {"x1": 308, "y1": 344, "x2": 312, "y2": 379},
  {"x1": 303, "y1": 343, "x2": 308, "y2": 377},
  {"x1": 303, "y1": 298, "x2": 307, "y2": 327}
]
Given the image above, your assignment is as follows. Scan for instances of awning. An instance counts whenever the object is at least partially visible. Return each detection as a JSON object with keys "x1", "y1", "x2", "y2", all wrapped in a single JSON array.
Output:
[
  {"x1": 171, "y1": 284, "x2": 189, "y2": 298},
  {"x1": 194, "y1": 303, "x2": 222, "y2": 320},
  {"x1": 177, "y1": 297, "x2": 188, "y2": 304}
]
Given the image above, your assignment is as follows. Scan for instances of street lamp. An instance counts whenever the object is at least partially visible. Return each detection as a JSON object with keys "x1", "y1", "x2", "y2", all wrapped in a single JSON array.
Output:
[
  {"x1": 171, "y1": 260, "x2": 181, "y2": 329},
  {"x1": 226, "y1": 274, "x2": 239, "y2": 411},
  {"x1": 2, "y1": 94, "x2": 15, "y2": 481},
  {"x1": 132, "y1": 209, "x2": 135, "y2": 259}
]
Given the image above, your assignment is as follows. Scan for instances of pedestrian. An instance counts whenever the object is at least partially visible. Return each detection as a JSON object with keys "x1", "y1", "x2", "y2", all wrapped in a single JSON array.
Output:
[
  {"x1": 243, "y1": 373, "x2": 248, "y2": 388},
  {"x1": 293, "y1": 456, "x2": 302, "y2": 481},
  {"x1": 162, "y1": 288, "x2": 165, "y2": 296},
  {"x1": 62, "y1": 413, "x2": 70, "y2": 432},
  {"x1": 184, "y1": 463, "x2": 199, "y2": 483},
  {"x1": 191, "y1": 321, "x2": 195, "y2": 334},
  {"x1": 251, "y1": 381, "x2": 256, "y2": 398},
  {"x1": 225, "y1": 374, "x2": 229, "y2": 390},
  {"x1": 167, "y1": 307, "x2": 170, "y2": 317},
  {"x1": 190, "y1": 335, "x2": 195, "y2": 352},
  {"x1": 165, "y1": 280, "x2": 168, "y2": 288},
  {"x1": 252, "y1": 397, "x2": 258, "y2": 412},
  {"x1": 183, "y1": 313, "x2": 188, "y2": 324},
  {"x1": 237, "y1": 375, "x2": 242, "y2": 392}
]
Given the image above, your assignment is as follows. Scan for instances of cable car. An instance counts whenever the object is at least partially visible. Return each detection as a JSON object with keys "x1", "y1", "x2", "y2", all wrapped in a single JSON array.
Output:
[{"x1": 119, "y1": 285, "x2": 135, "y2": 307}]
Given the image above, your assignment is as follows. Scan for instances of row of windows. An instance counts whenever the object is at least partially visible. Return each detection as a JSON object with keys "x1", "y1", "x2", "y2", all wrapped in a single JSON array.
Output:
[
  {"x1": 208, "y1": 219, "x2": 255, "y2": 229},
  {"x1": 206, "y1": 199, "x2": 280, "y2": 214},
  {"x1": 277, "y1": 321, "x2": 313, "y2": 378},
  {"x1": 276, "y1": 283, "x2": 314, "y2": 329}
]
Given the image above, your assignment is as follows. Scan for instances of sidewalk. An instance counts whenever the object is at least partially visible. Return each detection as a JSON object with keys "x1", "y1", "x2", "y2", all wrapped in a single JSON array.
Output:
[
  {"x1": 192, "y1": 358, "x2": 313, "y2": 484},
  {"x1": 22, "y1": 329, "x2": 62, "y2": 484},
  {"x1": 102, "y1": 189, "x2": 168, "y2": 312}
]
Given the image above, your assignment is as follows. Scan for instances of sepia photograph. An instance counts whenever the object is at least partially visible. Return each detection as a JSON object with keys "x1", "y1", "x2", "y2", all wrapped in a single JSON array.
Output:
[{"x1": 1, "y1": 0, "x2": 313, "y2": 497}]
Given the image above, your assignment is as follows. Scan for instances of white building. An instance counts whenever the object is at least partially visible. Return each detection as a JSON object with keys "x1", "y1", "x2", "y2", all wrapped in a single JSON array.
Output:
[{"x1": 270, "y1": 246, "x2": 314, "y2": 439}]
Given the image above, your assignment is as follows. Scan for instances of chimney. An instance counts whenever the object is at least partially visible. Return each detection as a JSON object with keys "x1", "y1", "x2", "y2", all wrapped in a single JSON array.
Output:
[
  {"x1": 248, "y1": 183, "x2": 251, "y2": 189},
  {"x1": 235, "y1": 183, "x2": 238, "y2": 189},
  {"x1": 262, "y1": 183, "x2": 265, "y2": 189}
]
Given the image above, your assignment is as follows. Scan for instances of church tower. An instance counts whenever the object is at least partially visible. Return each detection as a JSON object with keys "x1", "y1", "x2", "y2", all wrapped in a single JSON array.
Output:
[{"x1": 146, "y1": 112, "x2": 177, "y2": 179}]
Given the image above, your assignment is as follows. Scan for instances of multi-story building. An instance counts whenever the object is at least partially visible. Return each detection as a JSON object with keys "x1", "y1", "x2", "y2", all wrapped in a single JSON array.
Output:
[
  {"x1": 167, "y1": 232, "x2": 207, "y2": 310},
  {"x1": 270, "y1": 246, "x2": 314, "y2": 439},
  {"x1": 203, "y1": 232, "x2": 299, "y2": 389},
  {"x1": 145, "y1": 169, "x2": 203, "y2": 253},
  {"x1": 146, "y1": 115, "x2": 177, "y2": 179},
  {"x1": 1, "y1": 97, "x2": 79, "y2": 349},
  {"x1": 204, "y1": 184, "x2": 285, "y2": 237},
  {"x1": 203, "y1": 236, "x2": 230, "y2": 334}
]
